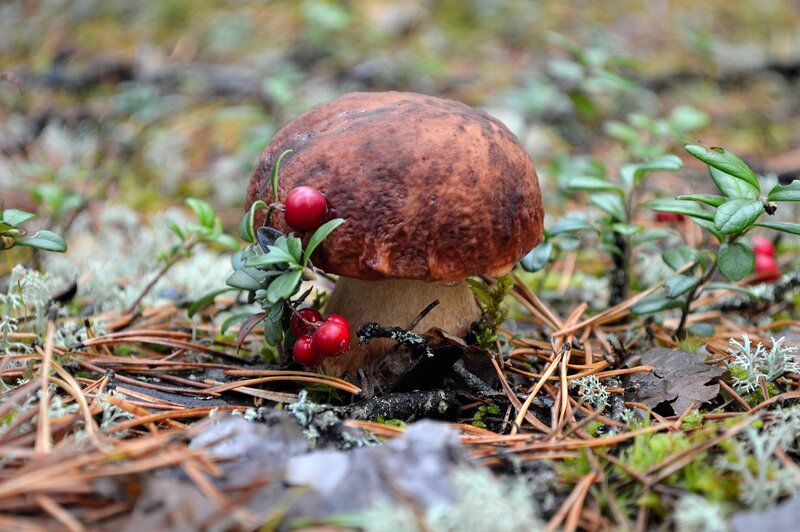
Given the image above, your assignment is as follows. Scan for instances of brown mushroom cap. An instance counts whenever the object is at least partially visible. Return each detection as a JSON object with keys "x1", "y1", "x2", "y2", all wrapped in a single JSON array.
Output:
[{"x1": 245, "y1": 91, "x2": 544, "y2": 282}]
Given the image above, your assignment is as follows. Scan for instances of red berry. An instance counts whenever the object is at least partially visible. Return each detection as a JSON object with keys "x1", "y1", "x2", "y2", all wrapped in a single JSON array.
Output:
[
  {"x1": 754, "y1": 253, "x2": 781, "y2": 281},
  {"x1": 325, "y1": 314, "x2": 349, "y2": 327},
  {"x1": 312, "y1": 318, "x2": 351, "y2": 358},
  {"x1": 655, "y1": 212, "x2": 685, "y2": 223},
  {"x1": 293, "y1": 335, "x2": 322, "y2": 366},
  {"x1": 751, "y1": 236, "x2": 775, "y2": 257},
  {"x1": 290, "y1": 308, "x2": 323, "y2": 337},
  {"x1": 284, "y1": 186, "x2": 327, "y2": 232}
]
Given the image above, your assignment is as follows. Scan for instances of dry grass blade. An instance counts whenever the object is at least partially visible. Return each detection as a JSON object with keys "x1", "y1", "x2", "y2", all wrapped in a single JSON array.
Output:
[
  {"x1": 35, "y1": 320, "x2": 56, "y2": 456},
  {"x1": 546, "y1": 472, "x2": 596, "y2": 532},
  {"x1": 35, "y1": 494, "x2": 85, "y2": 532},
  {"x1": 511, "y1": 347, "x2": 564, "y2": 436},
  {"x1": 203, "y1": 375, "x2": 361, "y2": 395}
]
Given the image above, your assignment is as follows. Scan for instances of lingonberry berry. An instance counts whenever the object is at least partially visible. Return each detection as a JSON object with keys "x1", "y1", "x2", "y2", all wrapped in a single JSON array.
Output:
[
  {"x1": 293, "y1": 334, "x2": 322, "y2": 366},
  {"x1": 284, "y1": 186, "x2": 327, "y2": 232},
  {"x1": 754, "y1": 253, "x2": 781, "y2": 282},
  {"x1": 312, "y1": 317, "x2": 351, "y2": 358},
  {"x1": 290, "y1": 308, "x2": 323, "y2": 337},
  {"x1": 324, "y1": 314, "x2": 349, "y2": 327},
  {"x1": 655, "y1": 212, "x2": 685, "y2": 223},
  {"x1": 751, "y1": 236, "x2": 775, "y2": 257}
]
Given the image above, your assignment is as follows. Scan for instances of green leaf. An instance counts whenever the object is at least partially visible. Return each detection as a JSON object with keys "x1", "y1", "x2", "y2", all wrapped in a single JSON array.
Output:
[
  {"x1": 557, "y1": 235, "x2": 581, "y2": 252},
  {"x1": 221, "y1": 312, "x2": 253, "y2": 335},
  {"x1": 226, "y1": 270, "x2": 263, "y2": 291},
  {"x1": 548, "y1": 218, "x2": 597, "y2": 236},
  {"x1": 689, "y1": 217, "x2": 724, "y2": 242},
  {"x1": 611, "y1": 223, "x2": 642, "y2": 236},
  {"x1": 267, "y1": 269, "x2": 302, "y2": 303},
  {"x1": 17, "y1": 230, "x2": 67, "y2": 252},
  {"x1": 263, "y1": 303, "x2": 285, "y2": 345},
  {"x1": 767, "y1": 180, "x2": 800, "y2": 202},
  {"x1": 631, "y1": 228, "x2": 674, "y2": 247},
  {"x1": 213, "y1": 234, "x2": 240, "y2": 250},
  {"x1": 238, "y1": 200, "x2": 268, "y2": 242},
  {"x1": 187, "y1": 288, "x2": 233, "y2": 317},
  {"x1": 665, "y1": 275, "x2": 700, "y2": 299},
  {"x1": 186, "y1": 198, "x2": 216, "y2": 229},
  {"x1": 272, "y1": 235, "x2": 290, "y2": 252},
  {"x1": 245, "y1": 245, "x2": 297, "y2": 267},
  {"x1": 2, "y1": 209, "x2": 36, "y2": 227},
  {"x1": 668, "y1": 105, "x2": 709, "y2": 132},
  {"x1": 676, "y1": 194, "x2": 726, "y2": 207},
  {"x1": 568, "y1": 176, "x2": 623, "y2": 194},
  {"x1": 605, "y1": 121, "x2": 639, "y2": 146},
  {"x1": 271, "y1": 149, "x2": 293, "y2": 203},
  {"x1": 646, "y1": 199, "x2": 714, "y2": 221},
  {"x1": 168, "y1": 220, "x2": 185, "y2": 242},
  {"x1": 631, "y1": 293, "x2": 684, "y2": 315},
  {"x1": 590, "y1": 193, "x2": 627, "y2": 222},
  {"x1": 685, "y1": 144, "x2": 760, "y2": 192},
  {"x1": 705, "y1": 282, "x2": 761, "y2": 299},
  {"x1": 663, "y1": 246, "x2": 702, "y2": 271},
  {"x1": 520, "y1": 241, "x2": 553, "y2": 272},
  {"x1": 620, "y1": 154, "x2": 683, "y2": 187},
  {"x1": 303, "y1": 218, "x2": 346, "y2": 267},
  {"x1": 286, "y1": 236, "x2": 303, "y2": 263},
  {"x1": 717, "y1": 242, "x2": 754, "y2": 281},
  {"x1": 708, "y1": 167, "x2": 759, "y2": 200},
  {"x1": 687, "y1": 323, "x2": 715, "y2": 337},
  {"x1": 714, "y1": 199, "x2": 764, "y2": 234},
  {"x1": 754, "y1": 221, "x2": 800, "y2": 235}
]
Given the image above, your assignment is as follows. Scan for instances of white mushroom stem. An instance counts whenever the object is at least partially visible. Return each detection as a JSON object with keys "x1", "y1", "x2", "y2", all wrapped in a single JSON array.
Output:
[{"x1": 322, "y1": 277, "x2": 481, "y2": 375}]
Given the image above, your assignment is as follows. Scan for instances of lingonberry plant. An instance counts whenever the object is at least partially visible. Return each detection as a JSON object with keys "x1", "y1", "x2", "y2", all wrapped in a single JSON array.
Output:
[
  {"x1": 0, "y1": 208, "x2": 67, "y2": 253},
  {"x1": 225, "y1": 149, "x2": 348, "y2": 366},
  {"x1": 523, "y1": 154, "x2": 684, "y2": 305},
  {"x1": 635, "y1": 144, "x2": 800, "y2": 338}
]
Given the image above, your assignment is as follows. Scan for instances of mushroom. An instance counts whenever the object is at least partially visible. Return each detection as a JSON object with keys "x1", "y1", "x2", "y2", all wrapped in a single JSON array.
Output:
[{"x1": 245, "y1": 91, "x2": 544, "y2": 374}]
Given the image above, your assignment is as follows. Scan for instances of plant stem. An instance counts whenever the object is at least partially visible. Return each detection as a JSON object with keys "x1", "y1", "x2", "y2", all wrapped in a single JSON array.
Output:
[
  {"x1": 609, "y1": 232, "x2": 629, "y2": 306},
  {"x1": 674, "y1": 259, "x2": 718, "y2": 340},
  {"x1": 124, "y1": 237, "x2": 197, "y2": 315}
]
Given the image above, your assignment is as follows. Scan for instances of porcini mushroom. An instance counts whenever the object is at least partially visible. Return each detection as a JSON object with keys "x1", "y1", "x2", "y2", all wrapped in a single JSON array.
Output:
[{"x1": 245, "y1": 91, "x2": 543, "y2": 374}]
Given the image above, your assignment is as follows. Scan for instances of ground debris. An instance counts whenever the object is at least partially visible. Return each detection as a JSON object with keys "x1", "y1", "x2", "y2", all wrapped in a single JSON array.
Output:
[
  {"x1": 623, "y1": 348, "x2": 725, "y2": 415},
  {"x1": 731, "y1": 494, "x2": 800, "y2": 531},
  {"x1": 104, "y1": 413, "x2": 479, "y2": 530}
]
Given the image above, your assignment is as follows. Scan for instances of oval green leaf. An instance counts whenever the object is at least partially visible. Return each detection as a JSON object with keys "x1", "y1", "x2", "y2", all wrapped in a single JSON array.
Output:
[
  {"x1": 685, "y1": 144, "x2": 760, "y2": 192},
  {"x1": 548, "y1": 218, "x2": 597, "y2": 236},
  {"x1": 520, "y1": 241, "x2": 553, "y2": 272},
  {"x1": 707, "y1": 167, "x2": 759, "y2": 200},
  {"x1": 767, "y1": 180, "x2": 800, "y2": 202},
  {"x1": 590, "y1": 193, "x2": 627, "y2": 222},
  {"x1": 754, "y1": 221, "x2": 800, "y2": 236},
  {"x1": 631, "y1": 293, "x2": 685, "y2": 315},
  {"x1": 2, "y1": 208, "x2": 36, "y2": 227},
  {"x1": 665, "y1": 274, "x2": 700, "y2": 299},
  {"x1": 676, "y1": 194, "x2": 726, "y2": 207},
  {"x1": 714, "y1": 199, "x2": 764, "y2": 234},
  {"x1": 303, "y1": 218, "x2": 346, "y2": 267},
  {"x1": 267, "y1": 269, "x2": 302, "y2": 303},
  {"x1": 646, "y1": 199, "x2": 714, "y2": 221},
  {"x1": 717, "y1": 242, "x2": 754, "y2": 281},
  {"x1": 17, "y1": 230, "x2": 67, "y2": 252},
  {"x1": 568, "y1": 176, "x2": 623, "y2": 194}
]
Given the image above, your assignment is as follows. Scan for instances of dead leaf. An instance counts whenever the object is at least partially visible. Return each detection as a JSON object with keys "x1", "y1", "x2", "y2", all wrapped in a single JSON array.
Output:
[{"x1": 623, "y1": 348, "x2": 724, "y2": 416}]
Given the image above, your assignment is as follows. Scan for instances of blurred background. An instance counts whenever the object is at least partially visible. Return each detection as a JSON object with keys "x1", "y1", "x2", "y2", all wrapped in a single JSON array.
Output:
[{"x1": 1, "y1": 0, "x2": 799, "y2": 306}]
